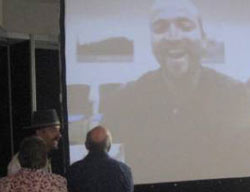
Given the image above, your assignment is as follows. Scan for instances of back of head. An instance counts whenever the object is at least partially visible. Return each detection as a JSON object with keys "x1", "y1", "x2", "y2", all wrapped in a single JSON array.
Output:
[
  {"x1": 85, "y1": 125, "x2": 112, "y2": 152},
  {"x1": 18, "y1": 136, "x2": 47, "y2": 169}
]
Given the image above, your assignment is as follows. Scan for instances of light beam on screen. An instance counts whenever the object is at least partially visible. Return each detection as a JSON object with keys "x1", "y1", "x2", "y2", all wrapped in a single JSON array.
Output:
[{"x1": 65, "y1": 0, "x2": 250, "y2": 184}]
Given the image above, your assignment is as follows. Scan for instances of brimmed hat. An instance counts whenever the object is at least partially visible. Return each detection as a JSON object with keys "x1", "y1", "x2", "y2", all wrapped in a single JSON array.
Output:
[{"x1": 25, "y1": 109, "x2": 61, "y2": 130}]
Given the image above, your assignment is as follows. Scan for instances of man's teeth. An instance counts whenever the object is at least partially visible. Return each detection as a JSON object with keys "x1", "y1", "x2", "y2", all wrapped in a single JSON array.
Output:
[{"x1": 168, "y1": 50, "x2": 186, "y2": 58}]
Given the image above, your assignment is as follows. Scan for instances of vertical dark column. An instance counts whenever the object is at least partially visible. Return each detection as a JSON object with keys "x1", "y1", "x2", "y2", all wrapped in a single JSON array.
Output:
[
  {"x1": 60, "y1": 0, "x2": 70, "y2": 175},
  {"x1": 35, "y1": 48, "x2": 68, "y2": 175},
  {"x1": 0, "y1": 44, "x2": 12, "y2": 177},
  {"x1": 35, "y1": 49, "x2": 60, "y2": 111},
  {"x1": 9, "y1": 40, "x2": 32, "y2": 153}
]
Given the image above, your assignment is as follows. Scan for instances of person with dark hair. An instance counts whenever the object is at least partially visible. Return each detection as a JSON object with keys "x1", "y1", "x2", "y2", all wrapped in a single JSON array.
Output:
[
  {"x1": 7, "y1": 109, "x2": 62, "y2": 175},
  {"x1": 18, "y1": 136, "x2": 48, "y2": 169},
  {"x1": 67, "y1": 125, "x2": 134, "y2": 192},
  {"x1": 0, "y1": 136, "x2": 67, "y2": 192}
]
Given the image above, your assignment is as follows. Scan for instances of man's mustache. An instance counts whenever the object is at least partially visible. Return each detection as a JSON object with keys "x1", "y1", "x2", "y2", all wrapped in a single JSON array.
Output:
[
  {"x1": 155, "y1": 39, "x2": 203, "y2": 55},
  {"x1": 158, "y1": 39, "x2": 194, "y2": 49},
  {"x1": 52, "y1": 136, "x2": 60, "y2": 141}
]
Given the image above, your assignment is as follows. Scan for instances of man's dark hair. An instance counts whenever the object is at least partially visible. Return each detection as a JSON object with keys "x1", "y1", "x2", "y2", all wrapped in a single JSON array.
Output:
[
  {"x1": 85, "y1": 126, "x2": 111, "y2": 152},
  {"x1": 18, "y1": 136, "x2": 47, "y2": 169}
]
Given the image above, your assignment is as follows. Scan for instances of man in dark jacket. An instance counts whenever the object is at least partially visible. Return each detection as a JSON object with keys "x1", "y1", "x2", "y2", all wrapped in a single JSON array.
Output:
[
  {"x1": 67, "y1": 125, "x2": 134, "y2": 192},
  {"x1": 99, "y1": 0, "x2": 250, "y2": 183}
]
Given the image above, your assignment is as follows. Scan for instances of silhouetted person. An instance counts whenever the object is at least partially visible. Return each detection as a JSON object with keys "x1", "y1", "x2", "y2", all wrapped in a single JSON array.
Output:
[{"x1": 67, "y1": 125, "x2": 133, "y2": 192}]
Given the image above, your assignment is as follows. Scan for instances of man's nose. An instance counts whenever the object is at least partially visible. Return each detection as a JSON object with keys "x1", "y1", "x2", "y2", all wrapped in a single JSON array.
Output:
[
  {"x1": 57, "y1": 130, "x2": 62, "y2": 139},
  {"x1": 167, "y1": 23, "x2": 180, "y2": 40},
  {"x1": 59, "y1": 131, "x2": 62, "y2": 138}
]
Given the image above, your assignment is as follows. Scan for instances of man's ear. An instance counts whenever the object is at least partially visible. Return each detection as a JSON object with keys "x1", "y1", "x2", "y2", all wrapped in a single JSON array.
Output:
[
  {"x1": 107, "y1": 142, "x2": 111, "y2": 152},
  {"x1": 85, "y1": 140, "x2": 90, "y2": 151}
]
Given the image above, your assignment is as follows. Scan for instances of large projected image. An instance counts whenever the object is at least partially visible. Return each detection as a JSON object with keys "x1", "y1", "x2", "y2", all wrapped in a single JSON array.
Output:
[{"x1": 65, "y1": 0, "x2": 250, "y2": 184}]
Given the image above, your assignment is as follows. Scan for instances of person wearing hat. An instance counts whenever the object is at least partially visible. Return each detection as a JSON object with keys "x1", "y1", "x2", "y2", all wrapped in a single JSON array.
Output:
[{"x1": 7, "y1": 109, "x2": 62, "y2": 176}]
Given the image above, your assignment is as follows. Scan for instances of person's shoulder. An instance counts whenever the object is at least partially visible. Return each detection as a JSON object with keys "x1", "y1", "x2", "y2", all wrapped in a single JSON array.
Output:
[
  {"x1": 38, "y1": 171, "x2": 67, "y2": 191},
  {"x1": 0, "y1": 176, "x2": 10, "y2": 185},
  {"x1": 67, "y1": 158, "x2": 86, "y2": 175},
  {"x1": 50, "y1": 173, "x2": 67, "y2": 184},
  {"x1": 70, "y1": 158, "x2": 85, "y2": 168},
  {"x1": 202, "y1": 67, "x2": 244, "y2": 87},
  {"x1": 38, "y1": 170, "x2": 67, "y2": 185},
  {"x1": 201, "y1": 67, "x2": 247, "y2": 94},
  {"x1": 137, "y1": 69, "x2": 162, "y2": 82},
  {"x1": 125, "y1": 69, "x2": 161, "y2": 89},
  {"x1": 0, "y1": 176, "x2": 10, "y2": 191},
  {"x1": 100, "y1": 70, "x2": 161, "y2": 107},
  {"x1": 108, "y1": 157, "x2": 132, "y2": 173},
  {"x1": 107, "y1": 158, "x2": 133, "y2": 186},
  {"x1": 7, "y1": 153, "x2": 21, "y2": 176},
  {"x1": 113, "y1": 69, "x2": 162, "y2": 97}
]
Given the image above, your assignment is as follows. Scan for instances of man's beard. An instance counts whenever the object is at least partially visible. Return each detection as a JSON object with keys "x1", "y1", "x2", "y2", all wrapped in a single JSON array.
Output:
[
  {"x1": 152, "y1": 39, "x2": 204, "y2": 81},
  {"x1": 49, "y1": 137, "x2": 60, "y2": 151}
]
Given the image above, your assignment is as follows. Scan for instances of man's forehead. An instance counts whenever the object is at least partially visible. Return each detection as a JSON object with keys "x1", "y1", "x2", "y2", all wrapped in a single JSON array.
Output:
[
  {"x1": 151, "y1": 0, "x2": 199, "y2": 22},
  {"x1": 152, "y1": 9, "x2": 198, "y2": 22}
]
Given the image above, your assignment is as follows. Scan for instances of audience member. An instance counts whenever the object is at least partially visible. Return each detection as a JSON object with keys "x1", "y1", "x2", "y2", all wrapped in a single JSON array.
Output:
[
  {"x1": 8, "y1": 109, "x2": 62, "y2": 175},
  {"x1": 0, "y1": 136, "x2": 67, "y2": 192},
  {"x1": 67, "y1": 125, "x2": 134, "y2": 192}
]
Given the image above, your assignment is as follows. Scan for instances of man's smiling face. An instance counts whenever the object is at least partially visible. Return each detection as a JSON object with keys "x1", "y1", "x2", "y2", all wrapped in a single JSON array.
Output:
[{"x1": 151, "y1": 0, "x2": 204, "y2": 79}]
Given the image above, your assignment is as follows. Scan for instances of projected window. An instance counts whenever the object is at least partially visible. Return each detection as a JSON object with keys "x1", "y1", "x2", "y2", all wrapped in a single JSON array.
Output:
[{"x1": 77, "y1": 37, "x2": 134, "y2": 63}]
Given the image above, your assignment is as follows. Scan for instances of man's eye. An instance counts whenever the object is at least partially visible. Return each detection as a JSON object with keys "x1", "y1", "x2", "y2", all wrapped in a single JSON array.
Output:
[
  {"x1": 49, "y1": 127, "x2": 59, "y2": 133},
  {"x1": 152, "y1": 20, "x2": 169, "y2": 34},
  {"x1": 177, "y1": 19, "x2": 196, "y2": 32}
]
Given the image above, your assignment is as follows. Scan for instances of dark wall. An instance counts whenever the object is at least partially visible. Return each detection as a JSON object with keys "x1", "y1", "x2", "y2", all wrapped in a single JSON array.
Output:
[
  {"x1": 0, "y1": 40, "x2": 69, "y2": 177},
  {"x1": 0, "y1": 44, "x2": 12, "y2": 177},
  {"x1": 36, "y1": 49, "x2": 60, "y2": 111},
  {"x1": 0, "y1": 40, "x2": 32, "y2": 176},
  {"x1": 36, "y1": 48, "x2": 69, "y2": 175},
  {"x1": 10, "y1": 41, "x2": 32, "y2": 152}
]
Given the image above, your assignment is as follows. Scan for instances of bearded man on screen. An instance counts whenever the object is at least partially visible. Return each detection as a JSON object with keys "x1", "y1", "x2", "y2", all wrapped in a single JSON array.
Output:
[{"x1": 100, "y1": 0, "x2": 250, "y2": 183}]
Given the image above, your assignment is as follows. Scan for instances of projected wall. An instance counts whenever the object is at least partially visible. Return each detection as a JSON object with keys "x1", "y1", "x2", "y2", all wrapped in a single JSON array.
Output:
[{"x1": 65, "y1": 0, "x2": 250, "y2": 184}]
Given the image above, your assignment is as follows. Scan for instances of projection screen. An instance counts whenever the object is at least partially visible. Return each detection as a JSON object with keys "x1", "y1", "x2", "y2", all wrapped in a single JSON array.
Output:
[{"x1": 65, "y1": 0, "x2": 250, "y2": 184}]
